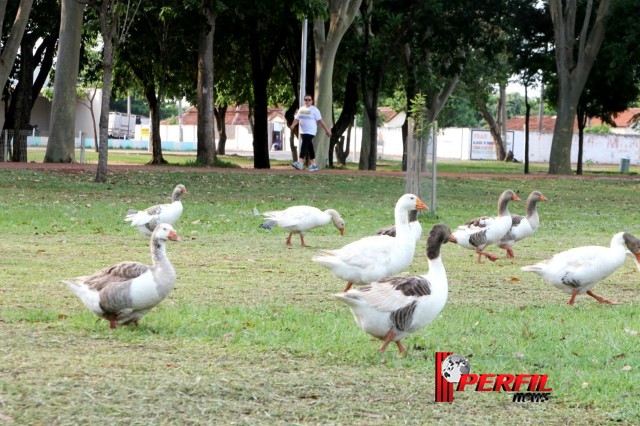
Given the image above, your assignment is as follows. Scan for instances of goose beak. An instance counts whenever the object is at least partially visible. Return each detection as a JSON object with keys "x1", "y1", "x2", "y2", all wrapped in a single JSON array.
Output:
[
  {"x1": 634, "y1": 252, "x2": 640, "y2": 265},
  {"x1": 539, "y1": 194, "x2": 548, "y2": 201},
  {"x1": 449, "y1": 234, "x2": 457, "y2": 243},
  {"x1": 415, "y1": 198, "x2": 428, "y2": 211},
  {"x1": 512, "y1": 194, "x2": 522, "y2": 202},
  {"x1": 168, "y1": 230, "x2": 181, "y2": 242},
  {"x1": 339, "y1": 228, "x2": 345, "y2": 236},
  {"x1": 182, "y1": 187, "x2": 188, "y2": 194}
]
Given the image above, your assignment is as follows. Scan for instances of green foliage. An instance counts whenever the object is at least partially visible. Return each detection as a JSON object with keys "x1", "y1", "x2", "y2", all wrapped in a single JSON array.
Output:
[
  {"x1": 109, "y1": 96, "x2": 179, "y2": 120},
  {"x1": 109, "y1": 95, "x2": 149, "y2": 116},
  {"x1": 585, "y1": 124, "x2": 611, "y2": 134},
  {"x1": 439, "y1": 95, "x2": 484, "y2": 128}
]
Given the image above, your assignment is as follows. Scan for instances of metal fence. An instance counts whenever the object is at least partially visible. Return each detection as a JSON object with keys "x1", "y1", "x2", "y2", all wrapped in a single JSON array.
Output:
[{"x1": 0, "y1": 130, "x2": 89, "y2": 163}]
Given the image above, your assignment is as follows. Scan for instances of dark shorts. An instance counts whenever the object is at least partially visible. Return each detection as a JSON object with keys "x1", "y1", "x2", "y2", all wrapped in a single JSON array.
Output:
[{"x1": 300, "y1": 133, "x2": 315, "y2": 160}]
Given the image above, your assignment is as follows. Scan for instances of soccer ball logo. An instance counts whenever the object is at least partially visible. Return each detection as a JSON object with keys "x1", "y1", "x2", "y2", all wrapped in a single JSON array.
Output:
[{"x1": 441, "y1": 354, "x2": 471, "y2": 383}]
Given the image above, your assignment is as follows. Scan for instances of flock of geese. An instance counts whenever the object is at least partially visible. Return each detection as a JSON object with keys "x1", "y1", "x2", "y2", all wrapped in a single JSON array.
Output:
[{"x1": 63, "y1": 185, "x2": 640, "y2": 354}]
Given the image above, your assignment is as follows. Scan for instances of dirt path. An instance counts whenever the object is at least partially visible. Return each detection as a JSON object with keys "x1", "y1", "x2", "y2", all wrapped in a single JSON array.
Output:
[{"x1": 0, "y1": 161, "x2": 637, "y2": 180}]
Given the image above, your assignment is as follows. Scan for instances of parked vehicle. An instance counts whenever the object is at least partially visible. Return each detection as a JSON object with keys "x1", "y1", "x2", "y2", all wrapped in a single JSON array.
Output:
[{"x1": 108, "y1": 112, "x2": 136, "y2": 139}]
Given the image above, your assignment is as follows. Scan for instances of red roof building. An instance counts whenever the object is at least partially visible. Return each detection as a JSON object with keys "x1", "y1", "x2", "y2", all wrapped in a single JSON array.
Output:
[
  {"x1": 177, "y1": 104, "x2": 286, "y2": 126},
  {"x1": 506, "y1": 108, "x2": 640, "y2": 134}
]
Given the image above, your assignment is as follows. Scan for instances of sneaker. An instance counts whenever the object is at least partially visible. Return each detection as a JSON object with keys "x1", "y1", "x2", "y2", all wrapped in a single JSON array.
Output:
[
  {"x1": 292, "y1": 162, "x2": 302, "y2": 170},
  {"x1": 308, "y1": 165, "x2": 318, "y2": 172}
]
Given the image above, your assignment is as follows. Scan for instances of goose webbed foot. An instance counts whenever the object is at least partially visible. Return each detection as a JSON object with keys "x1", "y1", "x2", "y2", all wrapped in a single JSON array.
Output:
[{"x1": 586, "y1": 290, "x2": 620, "y2": 305}]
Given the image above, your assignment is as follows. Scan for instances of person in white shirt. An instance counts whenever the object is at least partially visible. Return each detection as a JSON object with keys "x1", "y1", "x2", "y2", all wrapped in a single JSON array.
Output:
[{"x1": 289, "y1": 95, "x2": 332, "y2": 171}]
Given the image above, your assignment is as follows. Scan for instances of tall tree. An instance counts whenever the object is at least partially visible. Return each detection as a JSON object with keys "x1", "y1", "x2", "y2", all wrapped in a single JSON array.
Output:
[
  {"x1": 117, "y1": 0, "x2": 196, "y2": 165},
  {"x1": 276, "y1": 20, "x2": 303, "y2": 162},
  {"x1": 0, "y1": 0, "x2": 34, "y2": 92},
  {"x1": 400, "y1": 0, "x2": 504, "y2": 188},
  {"x1": 312, "y1": 0, "x2": 362, "y2": 169},
  {"x1": 76, "y1": 44, "x2": 105, "y2": 152},
  {"x1": 242, "y1": 2, "x2": 291, "y2": 168},
  {"x1": 546, "y1": 0, "x2": 640, "y2": 175},
  {"x1": 356, "y1": 0, "x2": 405, "y2": 170},
  {"x1": 547, "y1": 0, "x2": 612, "y2": 175},
  {"x1": 2, "y1": 0, "x2": 58, "y2": 162},
  {"x1": 208, "y1": 9, "x2": 254, "y2": 156},
  {"x1": 45, "y1": 0, "x2": 84, "y2": 163},
  {"x1": 507, "y1": 0, "x2": 553, "y2": 173},
  {"x1": 196, "y1": 0, "x2": 216, "y2": 165},
  {"x1": 329, "y1": 68, "x2": 358, "y2": 167},
  {"x1": 88, "y1": 0, "x2": 141, "y2": 182},
  {"x1": 457, "y1": 50, "x2": 511, "y2": 161}
]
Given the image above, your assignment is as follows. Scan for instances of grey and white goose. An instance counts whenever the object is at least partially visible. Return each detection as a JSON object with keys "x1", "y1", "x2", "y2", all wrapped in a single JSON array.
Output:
[
  {"x1": 494, "y1": 191, "x2": 548, "y2": 258},
  {"x1": 521, "y1": 232, "x2": 640, "y2": 306},
  {"x1": 334, "y1": 224, "x2": 451, "y2": 354},
  {"x1": 63, "y1": 223, "x2": 181, "y2": 329},
  {"x1": 125, "y1": 184, "x2": 187, "y2": 236},
  {"x1": 450, "y1": 189, "x2": 521, "y2": 263}
]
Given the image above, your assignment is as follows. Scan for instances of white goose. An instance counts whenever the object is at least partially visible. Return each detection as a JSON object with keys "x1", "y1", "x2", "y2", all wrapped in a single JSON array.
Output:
[
  {"x1": 451, "y1": 189, "x2": 521, "y2": 263},
  {"x1": 497, "y1": 190, "x2": 548, "y2": 258},
  {"x1": 260, "y1": 206, "x2": 345, "y2": 246},
  {"x1": 521, "y1": 232, "x2": 640, "y2": 306},
  {"x1": 375, "y1": 210, "x2": 422, "y2": 243},
  {"x1": 334, "y1": 224, "x2": 451, "y2": 354},
  {"x1": 125, "y1": 184, "x2": 187, "y2": 236},
  {"x1": 313, "y1": 194, "x2": 428, "y2": 292},
  {"x1": 63, "y1": 223, "x2": 181, "y2": 329}
]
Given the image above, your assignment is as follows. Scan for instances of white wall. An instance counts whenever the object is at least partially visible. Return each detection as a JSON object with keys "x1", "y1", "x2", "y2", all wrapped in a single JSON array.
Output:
[
  {"x1": 28, "y1": 96, "x2": 640, "y2": 166},
  {"x1": 513, "y1": 131, "x2": 640, "y2": 165},
  {"x1": 354, "y1": 126, "x2": 640, "y2": 165},
  {"x1": 17, "y1": 92, "x2": 102, "y2": 138}
]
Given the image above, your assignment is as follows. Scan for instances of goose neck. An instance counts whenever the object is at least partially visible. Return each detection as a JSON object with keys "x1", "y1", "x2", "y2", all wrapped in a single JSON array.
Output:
[{"x1": 150, "y1": 238, "x2": 169, "y2": 266}]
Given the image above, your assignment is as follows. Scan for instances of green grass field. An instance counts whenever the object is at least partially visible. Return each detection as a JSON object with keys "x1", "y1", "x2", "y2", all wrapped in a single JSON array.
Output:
[{"x1": 1, "y1": 163, "x2": 639, "y2": 424}]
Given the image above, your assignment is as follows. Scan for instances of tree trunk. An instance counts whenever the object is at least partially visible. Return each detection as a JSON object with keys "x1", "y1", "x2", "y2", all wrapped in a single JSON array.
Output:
[
  {"x1": 478, "y1": 102, "x2": 506, "y2": 160},
  {"x1": 360, "y1": 78, "x2": 383, "y2": 170},
  {"x1": 11, "y1": 35, "x2": 36, "y2": 162},
  {"x1": 328, "y1": 69, "x2": 358, "y2": 168},
  {"x1": 576, "y1": 106, "x2": 587, "y2": 175},
  {"x1": 524, "y1": 87, "x2": 530, "y2": 174},
  {"x1": 77, "y1": 90, "x2": 99, "y2": 152},
  {"x1": 357, "y1": 0, "x2": 386, "y2": 171},
  {"x1": 359, "y1": 109, "x2": 373, "y2": 170},
  {"x1": 32, "y1": 35, "x2": 57, "y2": 103},
  {"x1": 85, "y1": 89, "x2": 99, "y2": 152},
  {"x1": 3, "y1": 33, "x2": 55, "y2": 136},
  {"x1": 214, "y1": 103, "x2": 228, "y2": 155},
  {"x1": 335, "y1": 127, "x2": 351, "y2": 166},
  {"x1": 401, "y1": 43, "x2": 417, "y2": 172},
  {"x1": 0, "y1": 0, "x2": 34, "y2": 91},
  {"x1": 405, "y1": 118, "x2": 419, "y2": 196},
  {"x1": 45, "y1": 0, "x2": 83, "y2": 163},
  {"x1": 196, "y1": 0, "x2": 217, "y2": 166},
  {"x1": 247, "y1": 16, "x2": 284, "y2": 169},
  {"x1": 548, "y1": 0, "x2": 611, "y2": 174},
  {"x1": 145, "y1": 85, "x2": 166, "y2": 165},
  {"x1": 95, "y1": 24, "x2": 116, "y2": 183},
  {"x1": 549, "y1": 91, "x2": 577, "y2": 174},
  {"x1": 95, "y1": 0, "x2": 132, "y2": 182},
  {"x1": 284, "y1": 101, "x2": 298, "y2": 162},
  {"x1": 251, "y1": 77, "x2": 270, "y2": 169},
  {"x1": 498, "y1": 82, "x2": 507, "y2": 150},
  {"x1": 312, "y1": 0, "x2": 362, "y2": 169}
]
